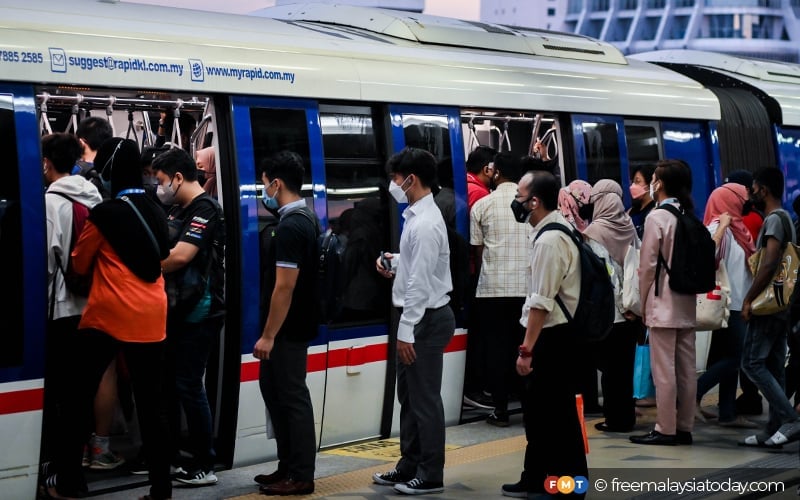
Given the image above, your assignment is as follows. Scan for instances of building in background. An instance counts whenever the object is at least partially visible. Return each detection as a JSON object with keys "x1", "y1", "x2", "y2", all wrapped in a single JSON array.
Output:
[
  {"x1": 480, "y1": 0, "x2": 800, "y2": 63},
  {"x1": 276, "y1": 0, "x2": 423, "y2": 11}
]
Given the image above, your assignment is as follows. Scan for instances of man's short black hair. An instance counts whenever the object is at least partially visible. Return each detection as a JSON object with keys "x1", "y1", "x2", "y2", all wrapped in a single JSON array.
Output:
[
  {"x1": 151, "y1": 147, "x2": 198, "y2": 181},
  {"x1": 523, "y1": 170, "x2": 559, "y2": 211},
  {"x1": 385, "y1": 147, "x2": 437, "y2": 189},
  {"x1": 42, "y1": 133, "x2": 81, "y2": 174},
  {"x1": 141, "y1": 145, "x2": 171, "y2": 169},
  {"x1": 260, "y1": 151, "x2": 305, "y2": 194},
  {"x1": 76, "y1": 117, "x2": 113, "y2": 151},
  {"x1": 493, "y1": 152, "x2": 522, "y2": 183},
  {"x1": 753, "y1": 167, "x2": 785, "y2": 200},
  {"x1": 465, "y1": 146, "x2": 496, "y2": 175}
]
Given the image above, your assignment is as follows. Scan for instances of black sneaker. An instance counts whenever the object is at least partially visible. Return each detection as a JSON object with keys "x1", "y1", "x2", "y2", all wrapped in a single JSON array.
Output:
[
  {"x1": 394, "y1": 478, "x2": 444, "y2": 495},
  {"x1": 173, "y1": 468, "x2": 218, "y2": 486},
  {"x1": 463, "y1": 392, "x2": 494, "y2": 410},
  {"x1": 373, "y1": 469, "x2": 413, "y2": 486},
  {"x1": 501, "y1": 479, "x2": 528, "y2": 498},
  {"x1": 486, "y1": 412, "x2": 510, "y2": 427}
]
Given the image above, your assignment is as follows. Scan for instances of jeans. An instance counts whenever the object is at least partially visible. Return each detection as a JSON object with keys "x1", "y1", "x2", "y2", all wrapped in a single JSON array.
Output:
[
  {"x1": 742, "y1": 313, "x2": 796, "y2": 433},
  {"x1": 697, "y1": 311, "x2": 746, "y2": 422},
  {"x1": 168, "y1": 316, "x2": 223, "y2": 471}
]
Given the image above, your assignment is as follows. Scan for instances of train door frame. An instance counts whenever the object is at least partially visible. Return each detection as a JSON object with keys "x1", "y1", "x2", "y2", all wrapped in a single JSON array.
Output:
[
  {"x1": 0, "y1": 83, "x2": 47, "y2": 500},
  {"x1": 229, "y1": 95, "x2": 328, "y2": 466},
  {"x1": 661, "y1": 120, "x2": 717, "y2": 219},
  {"x1": 571, "y1": 114, "x2": 631, "y2": 191},
  {"x1": 383, "y1": 104, "x2": 468, "y2": 437}
]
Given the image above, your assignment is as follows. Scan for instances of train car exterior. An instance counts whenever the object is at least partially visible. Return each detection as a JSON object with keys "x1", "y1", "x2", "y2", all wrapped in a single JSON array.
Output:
[{"x1": 0, "y1": 1, "x2": 729, "y2": 498}]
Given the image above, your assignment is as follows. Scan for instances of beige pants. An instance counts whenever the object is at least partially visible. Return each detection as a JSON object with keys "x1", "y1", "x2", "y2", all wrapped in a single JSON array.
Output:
[{"x1": 649, "y1": 327, "x2": 697, "y2": 435}]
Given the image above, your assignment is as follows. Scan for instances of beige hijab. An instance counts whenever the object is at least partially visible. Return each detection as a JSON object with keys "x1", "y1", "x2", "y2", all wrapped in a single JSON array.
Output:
[
  {"x1": 582, "y1": 179, "x2": 637, "y2": 266},
  {"x1": 195, "y1": 147, "x2": 217, "y2": 197}
]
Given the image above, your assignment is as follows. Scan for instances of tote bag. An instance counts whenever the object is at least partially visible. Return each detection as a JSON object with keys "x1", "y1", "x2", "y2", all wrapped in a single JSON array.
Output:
[
  {"x1": 633, "y1": 331, "x2": 655, "y2": 400},
  {"x1": 622, "y1": 238, "x2": 641, "y2": 317},
  {"x1": 696, "y1": 260, "x2": 731, "y2": 331},
  {"x1": 749, "y1": 211, "x2": 800, "y2": 315}
]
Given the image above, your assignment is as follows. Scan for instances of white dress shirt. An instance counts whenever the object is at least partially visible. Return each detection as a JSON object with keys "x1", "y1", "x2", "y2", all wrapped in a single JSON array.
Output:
[
  {"x1": 392, "y1": 193, "x2": 453, "y2": 343},
  {"x1": 520, "y1": 211, "x2": 580, "y2": 329}
]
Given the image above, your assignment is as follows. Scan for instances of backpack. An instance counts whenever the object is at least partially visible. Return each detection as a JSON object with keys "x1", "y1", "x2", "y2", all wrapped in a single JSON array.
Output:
[
  {"x1": 655, "y1": 204, "x2": 716, "y2": 296},
  {"x1": 48, "y1": 191, "x2": 92, "y2": 297},
  {"x1": 75, "y1": 160, "x2": 111, "y2": 200},
  {"x1": 535, "y1": 222, "x2": 615, "y2": 343}
]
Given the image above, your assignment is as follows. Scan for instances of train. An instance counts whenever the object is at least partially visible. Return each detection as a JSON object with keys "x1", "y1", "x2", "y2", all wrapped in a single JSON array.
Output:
[{"x1": 1, "y1": 0, "x2": 799, "y2": 497}]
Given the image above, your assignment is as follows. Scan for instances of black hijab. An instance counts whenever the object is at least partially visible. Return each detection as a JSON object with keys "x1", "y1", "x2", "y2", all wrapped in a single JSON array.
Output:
[{"x1": 90, "y1": 138, "x2": 170, "y2": 282}]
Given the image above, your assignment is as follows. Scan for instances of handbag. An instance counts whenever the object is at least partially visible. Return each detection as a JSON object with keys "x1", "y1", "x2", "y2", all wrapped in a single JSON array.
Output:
[
  {"x1": 622, "y1": 237, "x2": 641, "y2": 316},
  {"x1": 633, "y1": 331, "x2": 655, "y2": 399},
  {"x1": 749, "y1": 211, "x2": 800, "y2": 316},
  {"x1": 696, "y1": 234, "x2": 731, "y2": 331}
]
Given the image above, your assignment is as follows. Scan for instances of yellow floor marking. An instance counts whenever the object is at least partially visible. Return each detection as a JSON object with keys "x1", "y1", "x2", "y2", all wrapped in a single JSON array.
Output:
[
  {"x1": 323, "y1": 438, "x2": 460, "y2": 462},
  {"x1": 229, "y1": 435, "x2": 526, "y2": 499}
]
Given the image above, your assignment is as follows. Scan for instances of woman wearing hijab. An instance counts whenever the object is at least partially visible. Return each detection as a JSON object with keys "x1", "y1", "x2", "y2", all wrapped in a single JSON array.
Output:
[
  {"x1": 195, "y1": 147, "x2": 218, "y2": 198},
  {"x1": 558, "y1": 179, "x2": 592, "y2": 232},
  {"x1": 696, "y1": 184, "x2": 757, "y2": 429},
  {"x1": 43, "y1": 138, "x2": 173, "y2": 500},
  {"x1": 583, "y1": 179, "x2": 639, "y2": 432}
]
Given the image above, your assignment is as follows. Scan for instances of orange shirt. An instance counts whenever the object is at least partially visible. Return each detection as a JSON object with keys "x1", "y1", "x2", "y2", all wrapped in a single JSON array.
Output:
[{"x1": 72, "y1": 221, "x2": 167, "y2": 343}]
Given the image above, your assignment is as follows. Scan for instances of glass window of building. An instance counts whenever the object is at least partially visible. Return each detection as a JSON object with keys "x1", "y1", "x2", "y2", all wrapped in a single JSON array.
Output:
[
  {"x1": 589, "y1": 0, "x2": 609, "y2": 11},
  {"x1": 608, "y1": 19, "x2": 632, "y2": 42},
  {"x1": 667, "y1": 16, "x2": 690, "y2": 39}
]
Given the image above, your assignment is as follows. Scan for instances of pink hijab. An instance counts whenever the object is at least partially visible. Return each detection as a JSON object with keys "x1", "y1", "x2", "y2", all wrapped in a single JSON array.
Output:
[
  {"x1": 195, "y1": 147, "x2": 217, "y2": 197},
  {"x1": 703, "y1": 184, "x2": 756, "y2": 259},
  {"x1": 583, "y1": 179, "x2": 637, "y2": 266},
  {"x1": 558, "y1": 180, "x2": 592, "y2": 232}
]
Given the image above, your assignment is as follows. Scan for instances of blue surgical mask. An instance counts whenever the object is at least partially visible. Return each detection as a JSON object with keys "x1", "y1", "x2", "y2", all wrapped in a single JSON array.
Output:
[{"x1": 262, "y1": 181, "x2": 279, "y2": 210}]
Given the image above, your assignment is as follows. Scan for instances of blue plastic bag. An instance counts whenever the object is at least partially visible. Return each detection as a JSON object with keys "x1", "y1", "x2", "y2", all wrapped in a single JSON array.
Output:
[{"x1": 633, "y1": 333, "x2": 655, "y2": 399}]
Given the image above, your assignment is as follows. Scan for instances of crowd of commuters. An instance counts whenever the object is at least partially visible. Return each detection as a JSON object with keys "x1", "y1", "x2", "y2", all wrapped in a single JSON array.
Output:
[{"x1": 37, "y1": 112, "x2": 800, "y2": 499}]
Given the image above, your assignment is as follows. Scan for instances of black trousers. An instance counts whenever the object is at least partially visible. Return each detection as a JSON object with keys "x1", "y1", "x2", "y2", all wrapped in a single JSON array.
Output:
[
  {"x1": 480, "y1": 297, "x2": 525, "y2": 413},
  {"x1": 593, "y1": 320, "x2": 638, "y2": 430},
  {"x1": 258, "y1": 336, "x2": 316, "y2": 482},
  {"x1": 53, "y1": 329, "x2": 171, "y2": 499},
  {"x1": 521, "y1": 324, "x2": 588, "y2": 497}
]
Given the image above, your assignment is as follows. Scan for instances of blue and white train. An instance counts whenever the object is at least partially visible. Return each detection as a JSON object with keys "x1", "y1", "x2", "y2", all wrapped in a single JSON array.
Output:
[{"x1": 0, "y1": 1, "x2": 798, "y2": 498}]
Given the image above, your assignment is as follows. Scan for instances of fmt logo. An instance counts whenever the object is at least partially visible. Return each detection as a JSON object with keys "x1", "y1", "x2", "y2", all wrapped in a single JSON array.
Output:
[{"x1": 544, "y1": 475, "x2": 589, "y2": 495}]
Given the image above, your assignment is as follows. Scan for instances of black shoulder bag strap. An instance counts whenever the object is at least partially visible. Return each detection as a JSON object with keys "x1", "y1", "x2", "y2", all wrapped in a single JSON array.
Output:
[
  {"x1": 120, "y1": 196, "x2": 160, "y2": 255},
  {"x1": 654, "y1": 203, "x2": 681, "y2": 297}
]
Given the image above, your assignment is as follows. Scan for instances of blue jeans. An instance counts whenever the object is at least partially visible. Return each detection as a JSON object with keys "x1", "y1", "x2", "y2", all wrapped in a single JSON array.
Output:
[
  {"x1": 697, "y1": 311, "x2": 746, "y2": 422},
  {"x1": 741, "y1": 313, "x2": 796, "y2": 433},
  {"x1": 168, "y1": 316, "x2": 223, "y2": 470}
]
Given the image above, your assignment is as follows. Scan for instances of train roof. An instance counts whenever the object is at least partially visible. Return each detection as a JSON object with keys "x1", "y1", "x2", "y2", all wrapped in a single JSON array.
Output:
[
  {"x1": 632, "y1": 50, "x2": 800, "y2": 127},
  {"x1": 0, "y1": 0, "x2": 719, "y2": 120}
]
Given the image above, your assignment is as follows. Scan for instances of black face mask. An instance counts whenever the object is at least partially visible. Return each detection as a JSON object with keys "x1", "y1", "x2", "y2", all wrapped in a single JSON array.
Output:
[
  {"x1": 741, "y1": 199, "x2": 753, "y2": 216},
  {"x1": 578, "y1": 203, "x2": 594, "y2": 222},
  {"x1": 750, "y1": 189, "x2": 766, "y2": 213},
  {"x1": 510, "y1": 198, "x2": 532, "y2": 223}
]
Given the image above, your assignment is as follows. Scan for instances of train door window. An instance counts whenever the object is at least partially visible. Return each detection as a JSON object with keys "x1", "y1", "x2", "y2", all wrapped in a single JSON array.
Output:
[
  {"x1": 319, "y1": 105, "x2": 389, "y2": 325},
  {"x1": 0, "y1": 95, "x2": 23, "y2": 368},
  {"x1": 401, "y1": 114, "x2": 451, "y2": 162},
  {"x1": 250, "y1": 108, "x2": 314, "y2": 226},
  {"x1": 580, "y1": 121, "x2": 622, "y2": 185},
  {"x1": 624, "y1": 121, "x2": 663, "y2": 177}
]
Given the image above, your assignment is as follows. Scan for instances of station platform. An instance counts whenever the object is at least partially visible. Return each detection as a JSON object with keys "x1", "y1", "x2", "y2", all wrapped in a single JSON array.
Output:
[{"x1": 100, "y1": 400, "x2": 800, "y2": 500}]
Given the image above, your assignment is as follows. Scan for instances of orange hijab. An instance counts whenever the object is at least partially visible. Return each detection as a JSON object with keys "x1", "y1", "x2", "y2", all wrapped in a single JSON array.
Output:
[{"x1": 703, "y1": 183, "x2": 755, "y2": 259}]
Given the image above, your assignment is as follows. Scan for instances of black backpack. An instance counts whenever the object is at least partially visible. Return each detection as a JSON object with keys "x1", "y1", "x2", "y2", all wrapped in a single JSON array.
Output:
[
  {"x1": 655, "y1": 204, "x2": 716, "y2": 296},
  {"x1": 535, "y1": 223, "x2": 615, "y2": 343},
  {"x1": 47, "y1": 191, "x2": 92, "y2": 297}
]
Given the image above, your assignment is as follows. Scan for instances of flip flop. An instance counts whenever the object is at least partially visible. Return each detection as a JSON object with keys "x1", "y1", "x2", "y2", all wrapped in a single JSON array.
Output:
[{"x1": 738, "y1": 434, "x2": 782, "y2": 449}]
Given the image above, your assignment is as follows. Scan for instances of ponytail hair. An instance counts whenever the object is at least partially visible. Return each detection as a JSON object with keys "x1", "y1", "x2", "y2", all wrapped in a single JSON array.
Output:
[{"x1": 655, "y1": 159, "x2": 694, "y2": 213}]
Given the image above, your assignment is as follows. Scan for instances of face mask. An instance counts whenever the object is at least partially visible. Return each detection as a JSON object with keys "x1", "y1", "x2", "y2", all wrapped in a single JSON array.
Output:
[
  {"x1": 629, "y1": 183, "x2": 647, "y2": 200},
  {"x1": 262, "y1": 181, "x2": 279, "y2": 210},
  {"x1": 388, "y1": 176, "x2": 412, "y2": 204},
  {"x1": 649, "y1": 181, "x2": 659, "y2": 200},
  {"x1": 510, "y1": 197, "x2": 533, "y2": 224},
  {"x1": 578, "y1": 203, "x2": 594, "y2": 222},
  {"x1": 750, "y1": 188, "x2": 766, "y2": 212},
  {"x1": 157, "y1": 181, "x2": 177, "y2": 205}
]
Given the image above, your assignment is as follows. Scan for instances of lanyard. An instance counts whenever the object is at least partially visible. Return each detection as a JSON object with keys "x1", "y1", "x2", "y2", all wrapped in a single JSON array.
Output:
[{"x1": 116, "y1": 188, "x2": 146, "y2": 198}]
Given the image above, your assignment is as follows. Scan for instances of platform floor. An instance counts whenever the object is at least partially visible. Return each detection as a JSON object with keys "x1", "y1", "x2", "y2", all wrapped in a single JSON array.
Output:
[{"x1": 97, "y1": 399, "x2": 800, "y2": 500}]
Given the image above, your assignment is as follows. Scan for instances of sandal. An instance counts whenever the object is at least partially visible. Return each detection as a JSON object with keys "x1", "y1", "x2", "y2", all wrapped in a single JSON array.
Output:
[{"x1": 738, "y1": 434, "x2": 782, "y2": 449}]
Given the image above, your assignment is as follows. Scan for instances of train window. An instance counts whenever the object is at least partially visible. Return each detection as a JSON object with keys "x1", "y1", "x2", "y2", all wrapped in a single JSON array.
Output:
[
  {"x1": 625, "y1": 122, "x2": 662, "y2": 173},
  {"x1": 402, "y1": 114, "x2": 451, "y2": 161},
  {"x1": 0, "y1": 96, "x2": 23, "y2": 368},
  {"x1": 250, "y1": 108, "x2": 314, "y2": 223},
  {"x1": 320, "y1": 105, "x2": 390, "y2": 325},
  {"x1": 581, "y1": 122, "x2": 622, "y2": 185}
]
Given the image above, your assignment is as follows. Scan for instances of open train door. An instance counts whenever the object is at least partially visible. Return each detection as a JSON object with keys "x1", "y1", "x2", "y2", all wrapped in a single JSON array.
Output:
[{"x1": 0, "y1": 84, "x2": 48, "y2": 499}]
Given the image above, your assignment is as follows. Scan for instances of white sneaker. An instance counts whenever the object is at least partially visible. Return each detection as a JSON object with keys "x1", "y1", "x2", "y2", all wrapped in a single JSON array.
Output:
[{"x1": 174, "y1": 469, "x2": 218, "y2": 486}]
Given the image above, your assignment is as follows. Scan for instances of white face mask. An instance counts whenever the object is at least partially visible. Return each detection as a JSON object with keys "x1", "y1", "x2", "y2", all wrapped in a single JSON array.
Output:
[
  {"x1": 388, "y1": 176, "x2": 412, "y2": 204},
  {"x1": 157, "y1": 181, "x2": 177, "y2": 205},
  {"x1": 649, "y1": 181, "x2": 659, "y2": 200}
]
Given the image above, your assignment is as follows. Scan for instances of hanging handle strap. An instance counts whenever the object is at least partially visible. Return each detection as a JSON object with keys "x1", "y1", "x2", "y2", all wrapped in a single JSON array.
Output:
[
  {"x1": 40, "y1": 92, "x2": 53, "y2": 135},
  {"x1": 105, "y1": 95, "x2": 116, "y2": 136},
  {"x1": 170, "y1": 99, "x2": 184, "y2": 149},
  {"x1": 64, "y1": 95, "x2": 83, "y2": 133}
]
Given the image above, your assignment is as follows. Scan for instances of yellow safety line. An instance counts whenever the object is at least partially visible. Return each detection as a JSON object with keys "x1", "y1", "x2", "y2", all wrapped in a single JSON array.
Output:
[{"x1": 229, "y1": 435, "x2": 527, "y2": 499}]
